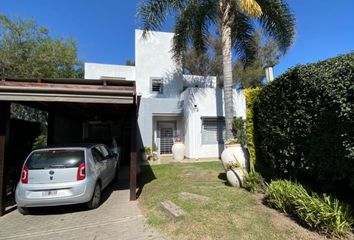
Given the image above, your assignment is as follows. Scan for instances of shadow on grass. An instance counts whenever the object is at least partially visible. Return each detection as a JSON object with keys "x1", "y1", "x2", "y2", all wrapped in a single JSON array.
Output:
[
  {"x1": 136, "y1": 164, "x2": 156, "y2": 199},
  {"x1": 218, "y1": 172, "x2": 234, "y2": 187}
]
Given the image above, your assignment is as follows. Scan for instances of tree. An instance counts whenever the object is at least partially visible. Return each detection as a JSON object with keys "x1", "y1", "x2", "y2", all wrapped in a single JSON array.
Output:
[
  {"x1": 125, "y1": 59, "x2": 135, "y2": 66},
  {"x1": 138, "y1": 0, "x2": 295, "y2": 139},
  {"x1": 182, "y1": 30, "x2": 281, "y2": 88},
  {"x1": 0, "y1": 15, "x2": 84, "y2": 148},
  {"x1": 233, "y1": 30, "x2": 280, "y2": 88},
  {"x1": 0, "y1": 15, "x2": 83, "y2": 78}
]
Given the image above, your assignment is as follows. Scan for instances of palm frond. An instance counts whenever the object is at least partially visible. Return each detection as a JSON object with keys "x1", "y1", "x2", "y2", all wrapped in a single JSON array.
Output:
[
  {"x1": 255, "y1": 0, "x2": 296, "y2": 53},
  {"x1": 230, "y1": 4, "x2": 256, "y2": 64},
  {"x1": 173, "y1": 0, "x2": 218, "y2": 61},
  {"x1": 239, "y1": 0, "x2": 263, "y2": 18},
  {"x1": 137, "y1": 0, "x2": 185, "y2": 37}
]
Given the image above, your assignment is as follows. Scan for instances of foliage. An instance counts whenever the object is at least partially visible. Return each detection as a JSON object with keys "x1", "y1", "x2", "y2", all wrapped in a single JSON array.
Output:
[
  {"x1": 244, "y1": 88, "x2": 261, "y2": 173},
  {"x1": 125, "y1": 59, "x2": 135, "y2": 66},
  {"x1": 32, "y1": 134, "x2": 47, "y2": 150},
  {"x1": 0, "y1": 15, "x2": 83, "y2": 78},
  {"x1": 225, "y1": 138, "x2": 239, "y2": 145},
  {"x1": 142, "y1": 146, "x2": 151, "y2": 154},
  {"x1": 243, "y1": 171, "x2": 265, "y2": 193},
  {"x1": 225, "y1": 161, "x2": 241, "y2": 170},
  {"x1": 232, "y1": 117, "x2": 247, "y2": 146},
  {"x1": 254, "y1": 53, "x2": 354, "y2": 198},
  {"x1": 233, "y1": 30, "x2": 280, "y2": 88},
  {"x1": 266, "y1": 180, "x2": 354, "y2": 237},
  {"x1": 182, "y1": 31, "x2": 281, "y2": 88},
  {"x1": 10, "y1": 103, "x2": 47, "y2": 123}
]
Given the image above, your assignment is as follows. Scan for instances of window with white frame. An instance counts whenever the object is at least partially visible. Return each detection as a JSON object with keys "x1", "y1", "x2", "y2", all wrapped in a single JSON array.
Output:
[
  {"x1": 151, "y1": 78, "x2": 163, "y2": 94},
  {"x1": 201, "y1": 118, "x2": 225, "y2": 144}
]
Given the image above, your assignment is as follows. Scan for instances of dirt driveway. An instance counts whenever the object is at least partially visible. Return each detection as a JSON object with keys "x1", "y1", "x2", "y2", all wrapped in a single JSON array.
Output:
[{"x1": 0, "y1": 167, "x2": 164, "y2": 240}]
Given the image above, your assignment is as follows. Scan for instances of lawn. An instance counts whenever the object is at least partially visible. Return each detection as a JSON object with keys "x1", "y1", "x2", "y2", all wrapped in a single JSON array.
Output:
[{"x1": 138, "y1": 161, "x2": 327, "y2": 240}]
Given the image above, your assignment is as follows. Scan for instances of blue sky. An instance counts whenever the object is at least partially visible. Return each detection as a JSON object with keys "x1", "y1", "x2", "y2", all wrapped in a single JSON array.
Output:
[{"x1": 1, "y1": 0, "x2": 353, "y2": 77}]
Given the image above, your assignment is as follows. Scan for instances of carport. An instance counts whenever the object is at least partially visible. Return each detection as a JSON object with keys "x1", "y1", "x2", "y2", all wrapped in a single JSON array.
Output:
[{"x1": 0, "y1": 78, "x2": 139, "y2": 216}]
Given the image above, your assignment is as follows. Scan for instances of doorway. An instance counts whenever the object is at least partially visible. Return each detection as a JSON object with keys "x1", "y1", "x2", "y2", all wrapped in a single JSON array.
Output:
[{"x1": 157, "y1": 121, "x2": 176, "y2": 154}]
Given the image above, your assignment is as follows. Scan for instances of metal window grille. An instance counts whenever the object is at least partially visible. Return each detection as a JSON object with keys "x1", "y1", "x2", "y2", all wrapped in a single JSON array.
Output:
[{"x1": 151, "y1": 79, "x2": 163, "y2": 93}]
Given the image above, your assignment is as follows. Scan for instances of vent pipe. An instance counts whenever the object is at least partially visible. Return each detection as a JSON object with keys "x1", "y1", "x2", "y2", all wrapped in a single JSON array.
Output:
[{"x1": 264, "y1": 66, "x2": 274, "y2": 82}]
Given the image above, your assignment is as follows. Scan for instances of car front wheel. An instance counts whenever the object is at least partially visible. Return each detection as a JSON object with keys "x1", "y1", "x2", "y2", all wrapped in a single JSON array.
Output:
[
  {"x1": 18, "y1": 206, "x2": 30, "y2": 215},
  {"x1": 87, "y1": 182, "x2": 101, "y2": 209}
]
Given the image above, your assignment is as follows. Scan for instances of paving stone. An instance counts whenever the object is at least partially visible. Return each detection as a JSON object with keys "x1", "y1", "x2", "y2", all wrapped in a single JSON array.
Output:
[
  {"x1": 0, "y1": 167, "x2": 164, "y2": 240},
  {"x1": 160, "y1": 200, "x2": 185, "y2": 220}
]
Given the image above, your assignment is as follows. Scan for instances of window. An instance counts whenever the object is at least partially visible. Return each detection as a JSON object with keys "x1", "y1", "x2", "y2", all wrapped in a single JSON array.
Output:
[
  {"x1": 98, "y1": 145, "x2": 111, "y2": 158},
  {"x1": 202, "y1": 118, "x2": 225, "y2": 144},
  {"x1": 27, "y1": 150, "x2": 85, "y2": 169},
  {"x1": 92, "y1": 147, "x2": 104, "y2": 162},
  {"x1": 151, "y1": 78, "x2": 163, "y2": 93}
]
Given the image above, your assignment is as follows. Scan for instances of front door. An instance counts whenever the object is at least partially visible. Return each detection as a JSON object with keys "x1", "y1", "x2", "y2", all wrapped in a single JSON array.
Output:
[{"x1": 158, "y1": 122, "x2": 175, "y2": 155}]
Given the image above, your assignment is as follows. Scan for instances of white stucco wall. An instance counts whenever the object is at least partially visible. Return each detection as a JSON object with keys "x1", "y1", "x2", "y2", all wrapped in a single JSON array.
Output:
[
  {"x1": 135, "y1": 29, "x2": 183, "y2": 98},
  {"x1": 183, "y1": 75, "x2": 217, "y2": 88},
  {"x1": 182, "y1": 87, "x2": 246, "y2": 159},
  {"x1": 84, "y1": 29, "x2": 247, "y2": 160},
  {"x1": 84, "y1": 63, "x2": 135, "y2": 80}
]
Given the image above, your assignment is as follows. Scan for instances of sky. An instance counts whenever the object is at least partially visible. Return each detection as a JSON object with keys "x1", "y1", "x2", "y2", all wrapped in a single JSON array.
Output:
[{"x1": 1, "y1": 0, "x2": 353, "y2": 77}]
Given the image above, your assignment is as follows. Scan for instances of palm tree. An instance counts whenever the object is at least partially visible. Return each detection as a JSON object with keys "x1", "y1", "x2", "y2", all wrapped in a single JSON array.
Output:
[{"x1": 138, "y1": 0, "x2": 295, "y2": 140}]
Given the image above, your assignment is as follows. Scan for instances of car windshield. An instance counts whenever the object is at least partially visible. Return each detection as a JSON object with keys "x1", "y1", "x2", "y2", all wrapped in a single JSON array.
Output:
[{"x1": 26, "y1": 150, "x2": 85, "y2": 169}]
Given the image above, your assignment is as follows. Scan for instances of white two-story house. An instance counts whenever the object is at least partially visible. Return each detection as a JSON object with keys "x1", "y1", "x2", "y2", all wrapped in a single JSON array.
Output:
[{"x1": 85, "y1": 30, "x2": 246, "y2": 159}]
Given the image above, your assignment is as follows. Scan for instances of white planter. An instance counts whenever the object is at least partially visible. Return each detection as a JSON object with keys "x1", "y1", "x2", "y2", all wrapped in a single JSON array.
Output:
[
  {"x1": 172, "y1": 142, "x2": 185, "y2": 161},
  {"x1": 226, "y1": 168, "x2": 244, "y2": 187},
  {"x1": 220, "y1": 144, "x2": 247, "y2": 170}
]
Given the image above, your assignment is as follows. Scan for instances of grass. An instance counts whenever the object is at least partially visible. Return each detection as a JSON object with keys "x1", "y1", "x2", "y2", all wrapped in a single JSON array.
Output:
[{"x1": 138, "y1": 161, "x2": 328, "y2": 240}]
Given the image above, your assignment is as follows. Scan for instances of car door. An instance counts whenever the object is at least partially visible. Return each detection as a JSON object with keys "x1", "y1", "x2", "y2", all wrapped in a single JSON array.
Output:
[
  {"x1": 91, "y1": 146, "x2": 109, "y2": 187},
  {"x1": 98, "y1": 145, "x2": 116, "y2": 181}
]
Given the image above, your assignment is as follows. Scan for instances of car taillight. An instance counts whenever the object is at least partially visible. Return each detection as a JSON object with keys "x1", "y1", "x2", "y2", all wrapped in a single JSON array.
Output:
[
  {"x1": 21, "y1": 165, "x2": 28, "y2": 184},
  {"x1": 77, "y1": 162, "x2": 86, "y2": 181}
]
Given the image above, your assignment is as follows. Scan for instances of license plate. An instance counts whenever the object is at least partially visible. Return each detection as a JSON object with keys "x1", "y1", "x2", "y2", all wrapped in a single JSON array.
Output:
[{"x1": 42, "y1": 190, "x2": 58, "y2": 196}]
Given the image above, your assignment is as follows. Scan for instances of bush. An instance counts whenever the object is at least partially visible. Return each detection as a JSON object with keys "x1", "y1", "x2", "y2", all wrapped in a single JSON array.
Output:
[
  {"x1": 232, "y1": 117, "x2": 247, "y2": 146},
  {"x1": 266, "y1": 180, "x2": 353, "y2": 237},
  {"x1": 254, "y1": 53, "x2": 354, "y2": 197},
  {"x1": 242, "y1": 171, "x2": 265, "y2": 193},
  {"x1": 244, "y1": 88, "x2": 261, "y2": 173}
]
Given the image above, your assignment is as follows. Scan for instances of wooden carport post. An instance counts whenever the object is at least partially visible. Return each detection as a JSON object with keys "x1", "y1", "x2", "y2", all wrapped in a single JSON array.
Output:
[
  {"x1": 0, "y1": 101, "x2": 10, "y2": 216},
  {"x1": 130, "y1": 98, "x2": 137, "y2": 201}
]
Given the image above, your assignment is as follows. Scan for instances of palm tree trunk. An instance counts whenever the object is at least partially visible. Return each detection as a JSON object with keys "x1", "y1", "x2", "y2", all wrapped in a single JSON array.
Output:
[{"x1": 220, "y1": 0, "x2": 234, "y2": 140}]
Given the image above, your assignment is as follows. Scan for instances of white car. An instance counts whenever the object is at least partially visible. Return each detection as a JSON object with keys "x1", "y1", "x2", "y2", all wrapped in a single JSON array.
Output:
[{"x1": 15, "y1": 143, "x2": 119, "y2": 214}]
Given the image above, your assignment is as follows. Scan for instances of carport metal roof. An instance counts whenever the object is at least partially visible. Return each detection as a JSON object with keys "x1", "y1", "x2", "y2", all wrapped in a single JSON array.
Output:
[{"x1": 0, "y1": 78, "x2": 136, "y2": 104}]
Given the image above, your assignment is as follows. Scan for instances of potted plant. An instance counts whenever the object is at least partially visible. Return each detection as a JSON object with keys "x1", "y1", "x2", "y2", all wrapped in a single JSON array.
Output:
[
  {"x1": 172, "y1": 136, "x2": 185, "y2": 161},
  {"x1": 141, "y1": 146, "x2": 151, "y2": 161},
  {"x1": 221, "y1": 138, "x2": 247, "y2": 170},
  {"x1": 225, "y1": 160, "x2": 245, "y2": 187},
  {"x1": 150, "y1": 144, "x2": 159, "y2": 162}
]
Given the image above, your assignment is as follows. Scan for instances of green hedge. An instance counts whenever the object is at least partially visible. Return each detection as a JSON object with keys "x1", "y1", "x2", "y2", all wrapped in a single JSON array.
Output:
[
  {"x1": 244, "y1": 88, "x2": 261, "y2": 173},
  {"x1": 266, "y1": 180, "x2": 353, "y2": 237},
  {"x1": 254, "y1": 53, "x2": 354, "y2": 197}
]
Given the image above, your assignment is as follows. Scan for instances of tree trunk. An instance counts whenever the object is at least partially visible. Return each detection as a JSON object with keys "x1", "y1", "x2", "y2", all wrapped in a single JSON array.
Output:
[{"x1": 220, "y1": 0, "x2": 234, "y2": 140}]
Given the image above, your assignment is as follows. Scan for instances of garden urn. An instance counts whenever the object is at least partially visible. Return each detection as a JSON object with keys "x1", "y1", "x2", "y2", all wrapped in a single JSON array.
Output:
[
  {"x1": 172, "y1": 136, "x2": 185, "y2": 161},
  {"x1": 226, "y1": 168, "x2": 244, "y2": 187},
  {"x1": 221, "y1": 143, "x2": 247, "y2": 170}
]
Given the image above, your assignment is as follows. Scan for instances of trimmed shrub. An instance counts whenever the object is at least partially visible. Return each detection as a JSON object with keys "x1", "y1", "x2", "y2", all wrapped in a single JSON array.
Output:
[
  {"x1": 254, "y1": 53, "x2": 354, "y2": 197},
  {"x1": 232, "y1": 117, "x2": 247, "y2": 146},
  {"x1": 242, "y1": 171, "x2": 266, "y2": 193},
  {"x1": 244, "y1": 88, "x2": 261, "y2": 173},
  {"x1": 266, "y1": 180, "x2": 353, "y2": 237}
]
